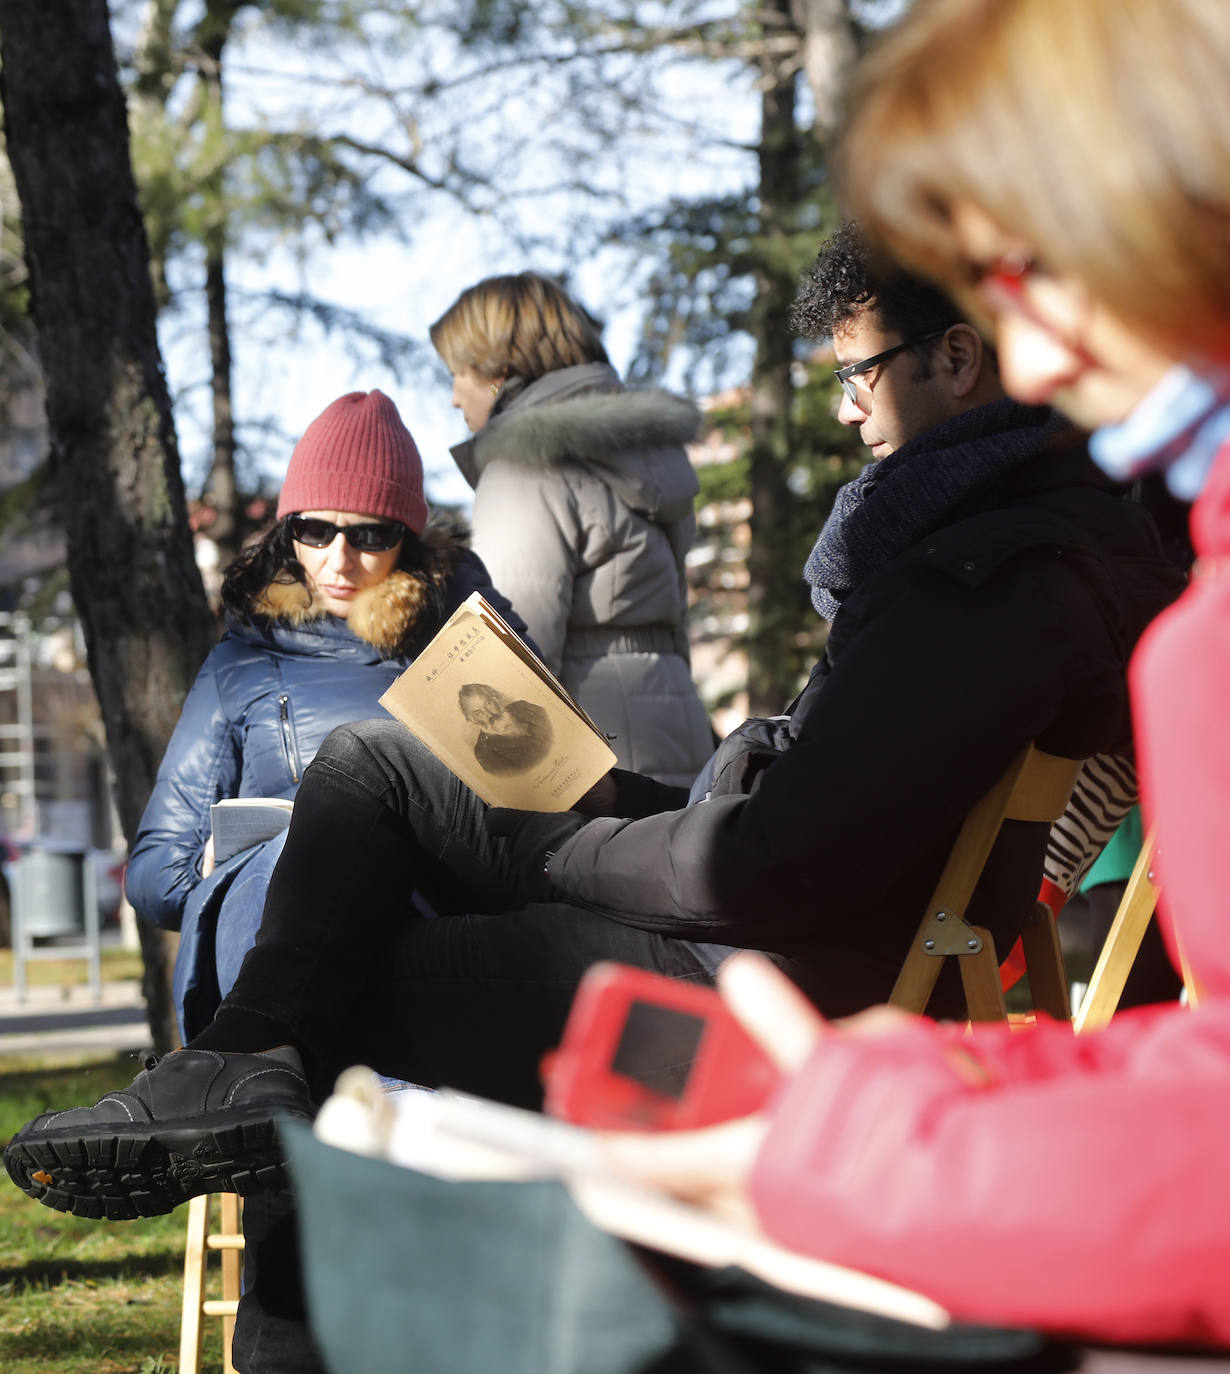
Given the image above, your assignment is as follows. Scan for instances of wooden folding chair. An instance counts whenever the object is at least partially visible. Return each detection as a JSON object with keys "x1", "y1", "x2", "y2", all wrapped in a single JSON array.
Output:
[
  {"x1": 890, "y1": 745, "x2": 1083, "y2": 1023},
  {"x1": 1070, "y1": 830, "x2": 1160, "y2": 1032},
  {"x1": 180, "y1": 1191, "x2": 244, "y2": 1374},
  {"x1": 1073, "y1": 830, "x2": 1201, "y2": 1031}
]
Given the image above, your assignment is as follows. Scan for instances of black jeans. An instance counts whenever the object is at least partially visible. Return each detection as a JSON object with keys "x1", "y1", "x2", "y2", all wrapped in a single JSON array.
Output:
[
  {"x1": 223, "y1": 719, "x2": 713, "y2": 1374},
  {"x1": 222, "y1": 717, "x2": 712, "y2": 1106}
]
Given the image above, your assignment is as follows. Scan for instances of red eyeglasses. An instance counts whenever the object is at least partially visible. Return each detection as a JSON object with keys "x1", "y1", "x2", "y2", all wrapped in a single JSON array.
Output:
[
  {"x1": 972, "y1": 252, "x2": 1098, "y2": 367},
  {"x1": 975, "y1": 251, "x2": 1037, "y2": 314}
]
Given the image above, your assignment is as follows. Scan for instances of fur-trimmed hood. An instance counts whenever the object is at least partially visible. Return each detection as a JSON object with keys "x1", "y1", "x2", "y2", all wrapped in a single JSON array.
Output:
[
  {"x1": 238, "y1": 524, "x2": 486, "y2": 657},
  {"x1": 250, "y1": 569, "x2": 438, "y2": 656},
  {"x1": 451, "y1": 363, "x2": 702, "y2": 523}
]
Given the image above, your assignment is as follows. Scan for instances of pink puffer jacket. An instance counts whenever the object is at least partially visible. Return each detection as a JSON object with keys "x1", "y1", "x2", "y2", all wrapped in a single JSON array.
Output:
[{"x1": 750, "y1": 436, "x2": 1230, "y2": 1348}]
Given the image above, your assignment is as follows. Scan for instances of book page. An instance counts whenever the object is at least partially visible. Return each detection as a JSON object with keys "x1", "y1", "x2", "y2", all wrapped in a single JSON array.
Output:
[
  {"x1": 362, "y1": 1087, "x2": 949, "y2": 1331},
  {"x1": 380, "y1": 594, "x2": 616, "y2": 811},
  {"x1": 210, "y1": 798, "x2": 294, "y2": 864}
]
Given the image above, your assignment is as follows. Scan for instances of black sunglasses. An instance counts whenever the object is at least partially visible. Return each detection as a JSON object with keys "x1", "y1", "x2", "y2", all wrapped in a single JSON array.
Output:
[
  {"x1": 834, "y1": 329, "x2": 948, "y2": 404},
  {"x1": 289, "y1": 515, "x2": 406, "y2": 553}
]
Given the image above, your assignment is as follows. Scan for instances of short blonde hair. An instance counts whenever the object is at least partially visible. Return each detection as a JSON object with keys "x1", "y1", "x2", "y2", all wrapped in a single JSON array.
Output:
[
  {"x1": 429, "y1": 272, "x2": 609, "y2": 382},
  {"x1": 838, "y1": 0, "x2": 1230, "y2": 362}
]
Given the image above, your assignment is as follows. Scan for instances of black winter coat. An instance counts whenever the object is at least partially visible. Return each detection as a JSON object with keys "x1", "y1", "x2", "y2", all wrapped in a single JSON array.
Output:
[{"x1": 544, "y1": 429, "x2": 1184, "y2": 1018}]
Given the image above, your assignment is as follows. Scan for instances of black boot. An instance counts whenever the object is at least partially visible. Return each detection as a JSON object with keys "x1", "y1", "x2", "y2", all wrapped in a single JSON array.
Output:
[{"x1": 3, "y1": 1046, "x2": 312, "y2": 1220}]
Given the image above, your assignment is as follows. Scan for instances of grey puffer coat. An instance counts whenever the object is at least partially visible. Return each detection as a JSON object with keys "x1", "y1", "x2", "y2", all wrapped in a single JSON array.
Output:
[{"x1": 450, "y1": 363, "x2": 713, "y2": 787}]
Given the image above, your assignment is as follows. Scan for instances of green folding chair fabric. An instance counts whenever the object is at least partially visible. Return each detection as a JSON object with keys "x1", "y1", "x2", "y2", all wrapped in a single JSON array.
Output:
[{"x1": 283, "y1": 1122, "x2": 1068, "y2": 1374}]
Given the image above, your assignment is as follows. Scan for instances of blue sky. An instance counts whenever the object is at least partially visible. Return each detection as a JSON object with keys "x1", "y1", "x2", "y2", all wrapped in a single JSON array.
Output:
[{"x1": 149, "y1": 3, "x2": 763, "y2": 513}]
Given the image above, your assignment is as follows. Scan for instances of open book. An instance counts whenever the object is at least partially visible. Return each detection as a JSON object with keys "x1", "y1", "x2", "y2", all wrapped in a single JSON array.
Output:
[
  {"x1": 313, "y1": 1070, "x2": 951, "y2": 1332},
  {"x1": 210, "y1": 797, "x2": 294, "y2": 865},
  {"x1": 379, "y1": 592, "x2": 617, "y2": 811}
]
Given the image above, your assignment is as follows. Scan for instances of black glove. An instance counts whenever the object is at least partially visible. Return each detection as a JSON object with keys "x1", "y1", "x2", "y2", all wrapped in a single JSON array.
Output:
[{"x1": 486, "y1": 807, "x2": 589, "y2": 903}]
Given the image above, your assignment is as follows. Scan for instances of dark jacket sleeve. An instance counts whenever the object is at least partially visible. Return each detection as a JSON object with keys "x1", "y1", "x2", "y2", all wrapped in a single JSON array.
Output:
[
  {"x1": 610, "y1": 768, "x2": 691, "y2": 818},
  {"x1": 125, "y1": 653, "x2": 241, "y2": 931},
  {"x1": 545, "y1": 548, "x2": 1128, "y2": 945}
]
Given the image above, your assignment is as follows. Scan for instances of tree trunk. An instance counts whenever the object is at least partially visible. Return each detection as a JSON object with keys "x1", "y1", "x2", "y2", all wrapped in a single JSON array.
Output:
[
  {"x1": 203, "y1": 183, "x2": 240, "y2": 569},
  {"x1": 790, "y1": 0, "x2": 861, "y2": 141},
  {"x1": 0, "y1": 0, "x2": 217, "y2": 1053},
  {"x1": 745, "y1": 0, "x2": 804, "y2": 715},
  {"x1": 200, "y1": 15, "x2": 241, "y2": 566}
]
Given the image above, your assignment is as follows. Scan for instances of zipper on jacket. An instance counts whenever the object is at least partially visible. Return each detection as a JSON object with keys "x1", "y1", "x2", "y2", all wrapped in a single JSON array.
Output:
[{"x1": 278, "y1": 694, "x2": 302, "y2": 783}]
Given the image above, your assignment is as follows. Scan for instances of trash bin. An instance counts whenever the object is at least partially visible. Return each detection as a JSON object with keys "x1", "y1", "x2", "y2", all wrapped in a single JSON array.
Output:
[{"x1": 13, "y1": 843, "x2": 87, "y2": 939}]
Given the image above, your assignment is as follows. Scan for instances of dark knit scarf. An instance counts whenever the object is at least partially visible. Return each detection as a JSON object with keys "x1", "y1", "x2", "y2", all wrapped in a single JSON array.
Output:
[{"x1": 804, "y1": 399, "x2": 1069, "y2": 620}]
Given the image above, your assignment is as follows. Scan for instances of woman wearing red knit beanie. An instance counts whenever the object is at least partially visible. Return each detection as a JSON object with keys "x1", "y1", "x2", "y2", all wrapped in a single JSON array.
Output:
[{"x1": 111, "y1": 387, "x2": 527, "y2": 1374}]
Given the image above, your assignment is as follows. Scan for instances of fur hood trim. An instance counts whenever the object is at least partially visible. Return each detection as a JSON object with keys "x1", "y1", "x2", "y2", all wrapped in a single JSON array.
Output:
[
  {"x1": 252, "y1": 568, "x2": 439, "y2": 655},
  {"x1": 470, "y1": 387, "x2": 702, "y2": 473}
]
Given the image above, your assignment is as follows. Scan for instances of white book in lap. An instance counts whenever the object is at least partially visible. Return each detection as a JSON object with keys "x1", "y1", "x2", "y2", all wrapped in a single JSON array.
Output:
[
  {"x1": 312, "y1": 1073, "x2": 951, "y2": 1333},
  {"x1": 210, "y1": 797, "x2": 294, "y2": 864},
  {"x1": 379, "y1": 591, "x2": 616, "y2": 812}
]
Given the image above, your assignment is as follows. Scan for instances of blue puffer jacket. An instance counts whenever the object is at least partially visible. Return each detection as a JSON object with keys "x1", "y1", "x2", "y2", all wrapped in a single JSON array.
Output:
[{"x1": 126, "y1": 548, "x2": 524, "y2": 1036}]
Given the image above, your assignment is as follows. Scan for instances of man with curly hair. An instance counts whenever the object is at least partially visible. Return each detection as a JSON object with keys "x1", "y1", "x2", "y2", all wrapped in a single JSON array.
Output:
[
  {"x1": 795, "y1": 218, "x2": 997, "y2": 461},
  {"x1": 799, "y1": 224, "x2": 1149, "y2": 917}
]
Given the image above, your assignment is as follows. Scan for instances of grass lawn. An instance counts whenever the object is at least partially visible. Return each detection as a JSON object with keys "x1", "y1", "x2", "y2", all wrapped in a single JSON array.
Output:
[{"x1": 0, "y1": 1051, "x2": 224, "y2": 1373}]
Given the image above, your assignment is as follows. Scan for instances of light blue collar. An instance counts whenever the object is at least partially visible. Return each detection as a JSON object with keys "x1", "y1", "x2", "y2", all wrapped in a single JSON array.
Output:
[{"x1": 1090, "y1": 364, "x2": 1230, "y2": 500}]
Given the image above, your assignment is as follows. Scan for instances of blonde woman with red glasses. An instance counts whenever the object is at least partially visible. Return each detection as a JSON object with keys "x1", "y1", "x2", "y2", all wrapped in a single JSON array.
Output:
[{"x1": 595, "y1": 0, "x2": 1230, "y2": 1351}]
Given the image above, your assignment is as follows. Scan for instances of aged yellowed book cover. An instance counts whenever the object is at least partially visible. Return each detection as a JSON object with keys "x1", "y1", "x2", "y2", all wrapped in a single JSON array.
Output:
[{"x1": 379, "y1": 592, "x2": 617, "y2": 811}]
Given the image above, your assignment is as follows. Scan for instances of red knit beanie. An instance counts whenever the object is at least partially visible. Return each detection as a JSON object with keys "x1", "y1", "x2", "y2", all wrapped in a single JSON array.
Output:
[{"x1": 277, "y1": 390, "x2": 428, "y2": 534}]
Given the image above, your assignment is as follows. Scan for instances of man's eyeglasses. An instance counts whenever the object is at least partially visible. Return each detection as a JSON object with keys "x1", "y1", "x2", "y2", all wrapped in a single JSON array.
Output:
[
  {"x1": 834, "y1": 329, "x2": 948, "y2": 405},
  {"x1": 289, "y1": 515, "x2": 406, "y2": 553}
]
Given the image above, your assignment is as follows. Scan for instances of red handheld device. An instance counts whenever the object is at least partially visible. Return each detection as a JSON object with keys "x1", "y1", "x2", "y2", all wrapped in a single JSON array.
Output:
[{"x1": 542, "y1": 961, "x2": 782, "y2": 1131}]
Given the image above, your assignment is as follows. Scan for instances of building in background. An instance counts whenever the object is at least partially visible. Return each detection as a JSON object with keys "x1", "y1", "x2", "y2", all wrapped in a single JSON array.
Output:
[
  {"x1": 686, "y1": 391, "x2": 754, "y2": 739},
  {"x1": 0, "y1": 378, "x2": 127, "y2": 940},
  {"x1": 685, "y1": 350, "x2": 864, "y2": 739}
]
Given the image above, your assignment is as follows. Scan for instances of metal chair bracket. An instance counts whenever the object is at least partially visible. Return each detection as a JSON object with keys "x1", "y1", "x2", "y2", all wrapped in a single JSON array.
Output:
[{"x1": 920, "y1": 907, "x2": 984, "y2": 957}]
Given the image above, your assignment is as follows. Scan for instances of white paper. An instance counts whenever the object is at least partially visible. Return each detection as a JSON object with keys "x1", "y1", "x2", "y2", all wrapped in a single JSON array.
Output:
[{"x1": 210, "y1": 797, "x2": 294, "y2": 864}]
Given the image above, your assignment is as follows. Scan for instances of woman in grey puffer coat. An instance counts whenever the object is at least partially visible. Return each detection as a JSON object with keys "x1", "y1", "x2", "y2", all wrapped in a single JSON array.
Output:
[{"x1": 430, "y1": 272, "x2": 714, "y2": 787}]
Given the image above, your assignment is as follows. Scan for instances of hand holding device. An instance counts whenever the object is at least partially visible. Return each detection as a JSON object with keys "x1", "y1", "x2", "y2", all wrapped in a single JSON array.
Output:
[{"x1": 542, "y1": 961, "x2": 784, "y2": 1131}]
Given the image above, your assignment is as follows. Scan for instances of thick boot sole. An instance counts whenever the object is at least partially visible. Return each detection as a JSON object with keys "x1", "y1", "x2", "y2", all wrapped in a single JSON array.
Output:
[{"x1": 3, "y1": 1108, "x2": 305, "y2": 1220}]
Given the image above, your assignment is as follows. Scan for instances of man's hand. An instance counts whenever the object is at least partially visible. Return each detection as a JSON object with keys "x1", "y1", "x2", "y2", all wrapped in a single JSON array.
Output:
[
  {"x1": 485, "y1": 806, "x2": 589, "y2": 902},
  {"x1": 201, "y1": 835, "x2": 216, "y2": 879},
  {"x1": 572, "y1": 771, "x2": 618, "y2": 817}
]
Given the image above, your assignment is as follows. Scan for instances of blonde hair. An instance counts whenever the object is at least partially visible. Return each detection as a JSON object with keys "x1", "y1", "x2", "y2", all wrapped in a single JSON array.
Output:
[
  {"x1": 429, "y1": 272, "x2": 609, "y2": 382},
  {"x1": 838, "y1": 0, "x2": 1230, "y2": 362}
]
